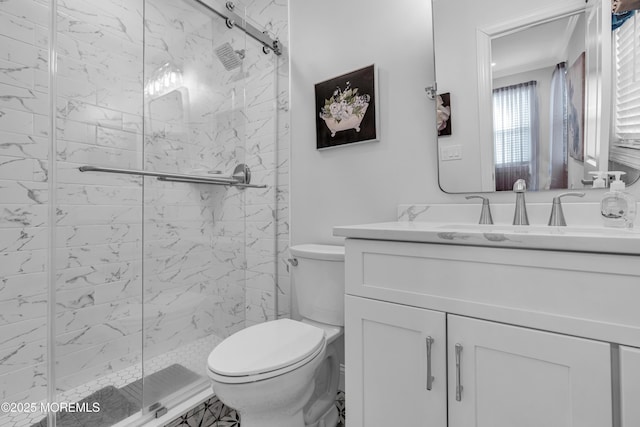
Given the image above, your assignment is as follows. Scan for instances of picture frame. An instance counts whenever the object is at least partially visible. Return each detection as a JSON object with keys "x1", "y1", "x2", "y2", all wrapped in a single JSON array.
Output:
[
  {"x1": 314, "y1": 64, "x2": 379, "y2": 150},
  {"x1": 567, "y1": 52, "x2": 585, "y2": 162},
  {"x1": 437, "y1": 92, "x2": 451, "y2": 136}
]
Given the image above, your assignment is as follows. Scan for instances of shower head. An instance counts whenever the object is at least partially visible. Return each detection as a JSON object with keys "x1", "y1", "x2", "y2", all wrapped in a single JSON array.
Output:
[{"x1": 215, "y1": 42, "x2": 244, "y2": 71}]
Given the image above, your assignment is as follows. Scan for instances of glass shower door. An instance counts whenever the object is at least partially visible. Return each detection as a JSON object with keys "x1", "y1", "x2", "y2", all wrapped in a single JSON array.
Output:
[
  {"x1": 0, "y1": 1, "x2": 52, "y2": 426},
  {"x1": 140, "y1": 0, "x2": 250, "y2": 415},
  {"x1": 53, "y1": 0, "x2": 146, "y2": 425},
  {"x1": 0, "y1": 0, "x2": 281, "y2": 424}
]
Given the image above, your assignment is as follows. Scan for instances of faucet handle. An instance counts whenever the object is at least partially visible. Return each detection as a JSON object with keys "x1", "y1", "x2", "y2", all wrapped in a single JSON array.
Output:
[
  {"x1": 553, "y1": 192, "x2": 586, "y2": 203},
  {"x1": 465, "y1": 195, "x2": 494, "y2": 224},
  {"x1": 548, "y1": 192, "x2": 585, "y2": 226},
  {"x1": 513, "y1": 179, "x2": 527, "y2": 192}
]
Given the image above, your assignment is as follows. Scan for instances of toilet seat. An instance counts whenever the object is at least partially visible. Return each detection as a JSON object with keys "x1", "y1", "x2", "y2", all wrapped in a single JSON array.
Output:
[{"x1": 207, "y1": 319, "x2": 326, "y2": 384}]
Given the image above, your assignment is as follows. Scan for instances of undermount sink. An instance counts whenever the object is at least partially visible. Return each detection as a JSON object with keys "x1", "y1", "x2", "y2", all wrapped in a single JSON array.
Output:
[{"x1": 333, "y1": 221, "x2": 640, "y2": 255}]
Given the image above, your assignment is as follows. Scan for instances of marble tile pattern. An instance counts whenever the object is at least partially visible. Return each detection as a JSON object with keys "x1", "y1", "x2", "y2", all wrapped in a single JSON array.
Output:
[
  {"x1": 397, "y1": 204, "x2": 432, "y2": 222},
  {"x1": 0, "y1": 0, "x2": 289, "y2": 420},
  {"x1": 0, "y1": 0, "x2": 52, "y2": 412},
  {"x1": 240, "y1": 0, "x2": 291, "y2": 325},
  {"x1": 163, "y1": 390, "x2": 345, "y2": 427}
]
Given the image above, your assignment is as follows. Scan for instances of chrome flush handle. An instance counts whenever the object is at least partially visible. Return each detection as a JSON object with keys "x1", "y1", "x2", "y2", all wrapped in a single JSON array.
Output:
[{"x1": 283, "y1": 258, "x2": 298, "y2": 273}]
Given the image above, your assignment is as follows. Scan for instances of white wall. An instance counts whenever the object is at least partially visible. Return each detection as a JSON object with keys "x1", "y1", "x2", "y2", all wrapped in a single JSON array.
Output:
[
  {"x1": 290, "y1": 0, "x2": 452, "y2": 245},
  {"x1": 290, "y1": 0, "x2": 640, "y2": 249}
]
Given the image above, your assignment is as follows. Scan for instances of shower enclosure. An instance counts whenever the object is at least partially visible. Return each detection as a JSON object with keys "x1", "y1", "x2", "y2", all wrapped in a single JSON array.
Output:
[{"x1": 0, "y1": 0, "x2": 289, "y2": 425}]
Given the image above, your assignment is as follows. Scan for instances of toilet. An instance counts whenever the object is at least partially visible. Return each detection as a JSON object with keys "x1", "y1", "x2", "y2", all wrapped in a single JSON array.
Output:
[{"x1": 207, "y1": 244, "x2": 345, "y2": 427}]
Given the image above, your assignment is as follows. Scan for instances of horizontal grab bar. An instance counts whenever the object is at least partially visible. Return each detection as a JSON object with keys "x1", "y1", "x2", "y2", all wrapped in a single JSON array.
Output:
[
  {"x1": 79, "y1": 165, "x2": 237, "y2": 183},
  {"x1": 78, "y1": 164, "x2": 267, "y2": 188}
]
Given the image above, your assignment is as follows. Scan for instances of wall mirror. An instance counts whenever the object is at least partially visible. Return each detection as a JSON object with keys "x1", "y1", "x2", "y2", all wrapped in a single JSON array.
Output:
[{"x1": 434, "y1": 0, "x2": 640, "y2": 193}]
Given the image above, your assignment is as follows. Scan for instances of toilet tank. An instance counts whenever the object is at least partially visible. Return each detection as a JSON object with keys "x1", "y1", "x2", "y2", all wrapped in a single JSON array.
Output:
[{"x1": 290, "y1": 244, "x2": 345, "y2": 327}]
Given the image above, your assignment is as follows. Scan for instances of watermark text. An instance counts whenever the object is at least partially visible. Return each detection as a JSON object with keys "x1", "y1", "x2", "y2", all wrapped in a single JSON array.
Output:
[{"x1": 1, "y1": 402, "x2": 100, "y2": 414}]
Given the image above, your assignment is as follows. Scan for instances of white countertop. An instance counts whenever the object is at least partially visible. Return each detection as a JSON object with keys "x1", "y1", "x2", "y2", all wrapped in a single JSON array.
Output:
[{"x1": 333, "y1": 221, "x2": 640, "y2": 255}]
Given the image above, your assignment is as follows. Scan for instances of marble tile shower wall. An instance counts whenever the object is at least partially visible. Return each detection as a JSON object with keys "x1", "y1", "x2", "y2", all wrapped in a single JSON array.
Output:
[
  {"x1": 0, "y1": 0, "x2": 290, "y2": 410},
  {"x1": 0, "y1": 0, "x2": 53, "y2": 407},
  {"x1": 141, "y1": 0, "x2": 248, "y2": 366},
  {"x1": 53, "y1": 0, "x2": 147, "y2": 399},
  {"x1": 241, "y1": 0, "x2": 291, "y2": 325}
]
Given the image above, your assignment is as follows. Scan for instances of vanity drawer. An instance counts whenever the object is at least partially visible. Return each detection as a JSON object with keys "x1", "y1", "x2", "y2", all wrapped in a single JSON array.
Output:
[{"x1": 345, "y1": 238, "x2": 640, "y2": 347}]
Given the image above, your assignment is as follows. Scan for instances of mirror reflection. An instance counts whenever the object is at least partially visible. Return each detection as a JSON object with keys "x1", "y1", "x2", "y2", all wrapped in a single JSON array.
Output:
[
  {"x1": 434, "y1": 0, "x2": 640, "y2": 193},
  {"x1": 492, "y1": 15, "x2": 584, "y2": 191}
]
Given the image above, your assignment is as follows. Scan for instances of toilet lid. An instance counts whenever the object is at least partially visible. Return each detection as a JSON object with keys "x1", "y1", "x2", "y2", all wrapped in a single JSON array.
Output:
[{"x1": 207, "y1": 319, "x2": 325, "y2": 377}]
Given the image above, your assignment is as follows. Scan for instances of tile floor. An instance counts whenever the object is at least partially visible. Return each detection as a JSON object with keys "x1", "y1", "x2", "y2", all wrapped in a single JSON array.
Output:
[{"x1": 164, "y1": 390, "x2": 346, "y2": 427}]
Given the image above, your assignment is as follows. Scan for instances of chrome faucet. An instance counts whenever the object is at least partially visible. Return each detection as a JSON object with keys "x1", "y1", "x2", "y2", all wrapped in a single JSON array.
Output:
[
  {"x1": 465, "y1": 195, "x2": 493, "y2": 224},
  {"x1": 548, "y1": 192, "x2": 585, "y2": 226},
  {"x1": 512, "y1": 179, "x2": 529, "y2": 225}
]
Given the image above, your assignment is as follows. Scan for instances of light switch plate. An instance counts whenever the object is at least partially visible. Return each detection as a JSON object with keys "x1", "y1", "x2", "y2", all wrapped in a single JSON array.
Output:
[{"x1": 440, "y1": 145, "x2": 462, "y2": 161}]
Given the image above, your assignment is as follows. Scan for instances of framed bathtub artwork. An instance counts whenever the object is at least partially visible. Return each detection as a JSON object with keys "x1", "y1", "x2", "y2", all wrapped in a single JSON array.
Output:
[{"x1": 315, "y1": 64, "x2": 379, "y2": 149}]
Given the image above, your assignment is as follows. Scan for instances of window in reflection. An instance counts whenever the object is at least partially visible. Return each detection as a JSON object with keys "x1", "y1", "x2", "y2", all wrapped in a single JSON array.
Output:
[
  {"x1": 493, "y1": 81, "x2": 539, "y2": 190},
  {"x1": 614, "y1": 14, "x2": 640, "y2": 147}
]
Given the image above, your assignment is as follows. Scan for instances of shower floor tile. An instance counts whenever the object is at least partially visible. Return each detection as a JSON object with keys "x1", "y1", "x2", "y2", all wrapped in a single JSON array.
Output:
[{"x1": 2, "y1": 334, "x2": 222, "y2": 427}]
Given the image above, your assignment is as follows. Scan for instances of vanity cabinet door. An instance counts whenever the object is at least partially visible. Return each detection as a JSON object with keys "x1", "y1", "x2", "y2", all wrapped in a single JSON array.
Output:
[
  {"x1": 345, "y1": 295, "x2": 447, "y2": 427},
  {"x1": 620, "y1": 346, "x2": 640, "y2": 426},
  {"x1": 447, "y1": 315, "x2": 612, "y2": 427}
]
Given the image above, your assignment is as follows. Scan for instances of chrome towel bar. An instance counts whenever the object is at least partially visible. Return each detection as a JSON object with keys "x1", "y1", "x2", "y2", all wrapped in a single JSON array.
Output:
[{"x1": 78, "y1": 163, "x2": 267, "y2": 188}]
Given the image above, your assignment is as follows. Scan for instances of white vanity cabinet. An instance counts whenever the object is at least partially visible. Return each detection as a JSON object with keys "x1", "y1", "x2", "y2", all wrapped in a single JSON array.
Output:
[
  {"x1": 345, "y1": 296, "x2": 447, "y2": 427},
  {"x1": 341, "y1": 236, "x2": 640, "y2": 427},
  {"x1": 620, "y1": 346, "x2": 640, "y2": 426},
  {"x1": 447, "y1": 315, "x2": 611, "y2": 427}
]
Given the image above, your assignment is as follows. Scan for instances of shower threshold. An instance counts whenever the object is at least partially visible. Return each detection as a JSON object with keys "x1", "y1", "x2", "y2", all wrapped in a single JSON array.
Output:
[
  {"x1": 31, "y1": 365, "x2": 205, "y2": 427},
  {"x1": 6, "y1": 335, "x2": 222, "y2": 427}
]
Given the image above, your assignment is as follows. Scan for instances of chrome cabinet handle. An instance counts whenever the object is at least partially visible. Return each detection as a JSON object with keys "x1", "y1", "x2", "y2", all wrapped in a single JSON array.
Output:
[
  {"x1": 455, "y1": 343, "x2": 463, "y2": 401},
  {"x1": 426, "y1": 336, "x2": 435, "y2": 390}
]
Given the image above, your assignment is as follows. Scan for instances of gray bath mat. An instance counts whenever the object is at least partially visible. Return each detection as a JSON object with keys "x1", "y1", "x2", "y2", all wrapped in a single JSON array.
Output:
[
  {"x1": 31, "y1": 364, "x2": 200, "y2": 427},
  {"x1": 30, "y1": 385, "x2": 139, "y2": 427},
  {"x1": 120, "y1": 363, "x2": 201, "y2": 409}
]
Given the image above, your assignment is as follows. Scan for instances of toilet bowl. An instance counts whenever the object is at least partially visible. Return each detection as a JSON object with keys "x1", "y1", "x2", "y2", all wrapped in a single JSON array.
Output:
[{"x1": 207, "y1": 244, "x2": 345, "y2": 427}]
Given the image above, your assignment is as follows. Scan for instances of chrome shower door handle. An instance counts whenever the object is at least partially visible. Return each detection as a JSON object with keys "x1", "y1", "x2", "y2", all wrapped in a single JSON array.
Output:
[
  {"x1": 426, "y1": 336, "x2": 435, "y2": 390},
  {"x1": 455, "y1": 343, "x2": 463, "y2": 401}
]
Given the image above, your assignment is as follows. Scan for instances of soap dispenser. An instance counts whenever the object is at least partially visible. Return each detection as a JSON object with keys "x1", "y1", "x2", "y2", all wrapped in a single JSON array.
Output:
[
  {"x1": 600, "y1": 172, "x2": 637, "y2": 228},
  {"x1": 589, "y1": 171, "x2": 607, "y2": 189}
]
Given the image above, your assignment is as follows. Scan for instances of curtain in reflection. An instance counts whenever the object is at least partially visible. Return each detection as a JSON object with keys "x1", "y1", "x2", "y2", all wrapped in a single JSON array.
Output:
[
  {"x1": 549, "y1": 62, "x2": 568, "y2": 190},
  {"x1": 493, "y1": 81, "x2": 539, "y2": 191}
]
